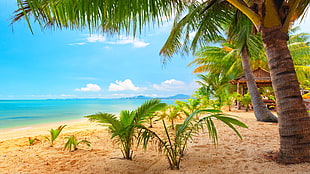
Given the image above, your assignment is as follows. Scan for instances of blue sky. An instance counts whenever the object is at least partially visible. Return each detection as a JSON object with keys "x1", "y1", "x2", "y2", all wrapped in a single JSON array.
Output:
[{"x1": 0, "y1": 1, "x2": 309, "y2": 99}]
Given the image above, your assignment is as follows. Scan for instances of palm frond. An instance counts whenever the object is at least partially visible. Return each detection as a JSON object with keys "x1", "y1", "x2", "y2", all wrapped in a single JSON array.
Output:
[
  {"x1": 160, "y1": 1, "x2": 234, "y2": 60},
  {"x1": 14, "y1": 0, "x2": 183, "y2": 36}
]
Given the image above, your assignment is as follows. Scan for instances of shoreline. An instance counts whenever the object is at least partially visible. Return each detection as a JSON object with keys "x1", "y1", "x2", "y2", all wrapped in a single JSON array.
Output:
[{"x1": 0, "y1": 118, "x2": 92, "y2": 141}]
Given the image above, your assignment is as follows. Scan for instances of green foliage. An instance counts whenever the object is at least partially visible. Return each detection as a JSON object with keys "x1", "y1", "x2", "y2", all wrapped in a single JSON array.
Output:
[
  {"x1": 175, "y1": 98, "x2": 203, "y2": 117},
  {"x1": 146, "y1": 113, "x2": 157, "y2": 128},
  {"x1": 240, "y1": 93, "x2": 252, "y2": 111},
  {"x1": 156, "y1": 104, "x2": 182, "y2": 129},
  {"x1": 224, "y1": 92, "x2": 242, "y2": 110},
  {"x1": 14, "y1": 0, "x2": 180, "y2": 36},
  {"x1": 45, "y1": 125, "x2": 66, "y2": 147},
  {"x1": 64, "y1": 135, "x2": 91, "y2": 152},
  {"x1": 28, "y1": 137, "x2": 40, "y2": 146},
  {"x1": 85, "y1": 99, "x2": 167, "y2": 160},
  {"x1": 194, "y1": 73, "x2": 234, "y2": 110},
  {"x1": 137, "y1": 109, "x2": 247, "y2": 170}
]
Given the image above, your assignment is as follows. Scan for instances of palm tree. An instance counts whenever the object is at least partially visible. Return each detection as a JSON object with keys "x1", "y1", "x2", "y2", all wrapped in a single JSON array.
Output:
[
  {"x1": 85, "y1": 99, "x2": 166, "y2": 160},
  {"x1": 227, "y1": 12, "x2": 278, "y2": 122},
  {"x1": 151, "y1": 0, "x2": 310, "y2": 163},
  {"x1": 190, "y1": 38, "x2": 277, "y2": 121},
  {"x1": 288, "y1": 28, "x2": 310, "y2": 84},
  {"x1": 195, "y1": 73, "x2": 233, "y2": 110},
  {"x1": 12, "y1": 0, "x2": 310, "y2": 163},
  {"x1": 190, "y1": 1, "x2": 310, "y2": 163},
  {"x1": 191, "y1": 24, "x2": 310, "y2": 123}
]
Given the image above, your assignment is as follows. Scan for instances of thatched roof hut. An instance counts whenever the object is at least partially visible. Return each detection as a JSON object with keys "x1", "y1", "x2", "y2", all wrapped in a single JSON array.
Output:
[
  {"x1": 230, "y1": 67, "x2": 275, "y2": 110},
  {"x1": 230, "y1": 67, "x2": 272, "y2": 87}
]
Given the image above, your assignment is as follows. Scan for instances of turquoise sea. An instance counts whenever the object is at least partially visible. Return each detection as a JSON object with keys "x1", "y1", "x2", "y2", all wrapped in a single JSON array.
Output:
[{"x1": 0, "y1": 99, "x2": 177, "y2": 130}]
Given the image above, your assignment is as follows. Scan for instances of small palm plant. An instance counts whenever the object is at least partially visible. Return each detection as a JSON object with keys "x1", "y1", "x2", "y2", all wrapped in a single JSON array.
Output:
[
  {"x1": 137, "y1": 109, "x2": 247, "y2": 170},
  {"x1": 28, "y1": 137, "x2": 40, "y2": 146},
  {"x1": 146, "y1": 112, "x2": 157, "y2": 128},
  {"x1": 45, "y1": 125, "x2": 66, "y2": 147},
  {"x1": 85, "y1": 99, "x2": 167, "y2": 160},
  {"x1": 175, "y1": 99, "x2": 202, "y2": 117},
  {"x1": 158, "y1": 105, "x2": 182, "y2": 129},
  {"x1": 64, "y1": 135, "x2": 91, "y2": 152}
]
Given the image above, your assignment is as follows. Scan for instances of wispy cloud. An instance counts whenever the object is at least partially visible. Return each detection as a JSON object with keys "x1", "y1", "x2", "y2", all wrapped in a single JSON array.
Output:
[
  {"x1": 108, "y1": 79, "x2": 146, "y2": 91},
  {"x1": 86, "y1": 34, "x2": 106, "y2": 42},
  {"x1": 108, "y1": 35, "x2": 150, "y2": 48},
  {"x1": 152, "y1": 79, "x2": 200, "y2": 92},
  {"x1": 75, "y1": 84, "x2": 101, "y2": 92},
  {"x1": 103, "y1": 46, "x2": 111, "y2": 49},
  {"x1": 69, "y1": 34, "x2": 149, "y2": 48},
  {"x1": 68, "y1": 42, "x2": 86, "y2": 46},
  {"x1": 153, "y1": 79, "x2": 185, "y2": 91}
]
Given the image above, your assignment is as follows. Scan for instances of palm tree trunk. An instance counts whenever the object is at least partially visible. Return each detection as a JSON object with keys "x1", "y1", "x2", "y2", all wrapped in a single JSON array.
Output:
[
  {"x1": 262, "y1": 27, "x2": 310, "y2": 163},
  {"x1": 241, "y1": 47, "x2": 278, "y2": 122}
]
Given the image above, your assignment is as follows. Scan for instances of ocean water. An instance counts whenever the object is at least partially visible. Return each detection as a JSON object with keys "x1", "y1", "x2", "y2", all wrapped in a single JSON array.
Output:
[{"x1": 0, "y1": 99, "x2": 177, "y2": 130}]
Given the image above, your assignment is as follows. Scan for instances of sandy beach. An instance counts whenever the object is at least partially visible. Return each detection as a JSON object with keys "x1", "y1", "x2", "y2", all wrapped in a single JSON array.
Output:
[{"x1": 1, "y1": 111, "x2": 310, "y2": 174}]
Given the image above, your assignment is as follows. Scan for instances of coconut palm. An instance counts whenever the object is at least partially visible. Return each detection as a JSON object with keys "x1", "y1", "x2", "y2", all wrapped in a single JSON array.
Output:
[
  {"x1": 288, "y1": 28, "x2": 310, "y2": 84},
  {"x1": 191, "y1": 24, "x2": 310, "y2": 122},
  {"x1": 85, "y1": 99, "x2": 166, "y2": 160},
  {"x1": 227, "y1": 12, "x2": 278, "y2": 122},
  {"x1": 12, "y1": 0, "x2": 310, "y2": 163},
  {"x1": 160, "y1": 1, "x2": 310, "y2": 163}
]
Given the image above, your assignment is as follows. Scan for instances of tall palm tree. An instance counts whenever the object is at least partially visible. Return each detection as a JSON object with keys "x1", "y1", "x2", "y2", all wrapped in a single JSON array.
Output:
[
  {"x1": 160, "y1": 0, "x2": 310, "y2": 162},
  {"x1": 227, "y1": 11, "x2": 278, "y2": 122},
  {"x1": 195, "y1": 1, "x2": 310, "y2": 163},
  {"x1": 191, "y1": 24, "x2": 310, "y2": 123},
  {"x1": 12, "y1": 0, "x2": 310, "y2": 163},
  {"x1": 192, "y1": 41, "x2": 278, "y2": 122}
]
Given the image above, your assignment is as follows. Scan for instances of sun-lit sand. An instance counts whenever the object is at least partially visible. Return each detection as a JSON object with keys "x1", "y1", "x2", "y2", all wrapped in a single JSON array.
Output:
[{"x1": 1, "y1": 111, "x2": 310, "y2": 174}]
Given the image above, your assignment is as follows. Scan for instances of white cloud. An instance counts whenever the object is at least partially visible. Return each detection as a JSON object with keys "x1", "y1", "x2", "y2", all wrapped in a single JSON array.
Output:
[
  {"x1": 75, "y1": 84, "x2": 101, "y2": 92},
  {"x1": 109, "y1": 79, "x2": 145, "y2": 91},
  {"x1": 86, "y1": 34, "x2": 106, "y2": 42},
  {"x1": 71, "y1": 34, "x2": 149, "y2": 48},
  {"x1": 68, "y1": 42, "x2": 86, "y2": 46},
  {"x1": 108, "y1": 35, "x2": 150, "y2": 48},
  {"x1": 153, "y1": 79, "x2": 186, "y2": 91}
]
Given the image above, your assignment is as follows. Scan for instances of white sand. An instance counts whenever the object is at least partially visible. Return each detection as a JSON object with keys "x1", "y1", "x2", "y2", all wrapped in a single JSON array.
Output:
[{"x1": 0, "y1": 111, "x2": 310, "y2": 174}]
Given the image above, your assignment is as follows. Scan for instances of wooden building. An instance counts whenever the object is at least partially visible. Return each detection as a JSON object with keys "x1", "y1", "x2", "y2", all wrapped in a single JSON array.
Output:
[
  {"x1": 230, "y1": 67, "x2": 272, "y2": 95},
  {"x1": 229, "y1": 67, "x2": 275, "y2": 110}
]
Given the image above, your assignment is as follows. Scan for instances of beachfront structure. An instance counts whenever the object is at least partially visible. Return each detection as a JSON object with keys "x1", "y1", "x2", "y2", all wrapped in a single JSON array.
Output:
[{"x1": 230, "y1": 67, "x2": 275, "y2": 110}]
